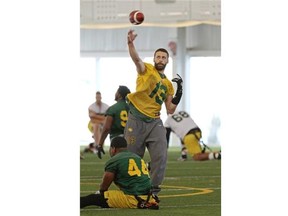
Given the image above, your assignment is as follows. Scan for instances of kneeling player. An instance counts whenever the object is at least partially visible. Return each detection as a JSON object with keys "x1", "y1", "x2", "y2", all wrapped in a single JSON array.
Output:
[{"x1": 165, "y1": 111, "x2": 221, "y2": 161}]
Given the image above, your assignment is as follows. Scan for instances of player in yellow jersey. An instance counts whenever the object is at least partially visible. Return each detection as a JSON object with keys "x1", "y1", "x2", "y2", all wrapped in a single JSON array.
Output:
[{"x1": 125, "y1": 29, "x2": 183, "y2": 199}]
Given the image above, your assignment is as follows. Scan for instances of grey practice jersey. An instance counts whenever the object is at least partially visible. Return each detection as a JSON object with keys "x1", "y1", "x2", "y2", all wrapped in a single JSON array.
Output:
[
  {"x1": 164, "y1": 111, "x2": 198, "y2": 140},
  {"x1": 89, "y1": 102, "x2": 109, "y2": 115}
]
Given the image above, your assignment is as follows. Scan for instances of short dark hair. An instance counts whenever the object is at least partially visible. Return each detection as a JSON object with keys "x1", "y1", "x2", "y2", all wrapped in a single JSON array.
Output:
[
  {"x1": 110, "y1": 136, "x2": 127, "y2": 148},
  {"x1": 154, "y1": 48, "x2": 169, "y2": 58},
  {"x1": 118, "y1": 86, "x2": 130, "y2": 99},
  {"x1": 96, "y1": 91, "x2": 101, "y2": 95}
]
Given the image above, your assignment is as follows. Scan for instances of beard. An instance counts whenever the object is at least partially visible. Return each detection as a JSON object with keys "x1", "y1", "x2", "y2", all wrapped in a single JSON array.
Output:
[{"x1": 154, "y1": 63, "x2": 166, "y2": 71}]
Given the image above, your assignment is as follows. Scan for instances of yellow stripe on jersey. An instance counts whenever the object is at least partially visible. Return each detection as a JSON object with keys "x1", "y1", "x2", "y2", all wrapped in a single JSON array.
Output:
[{"x1": 127, "y1": 63, "x2": 174, "y2": 118}]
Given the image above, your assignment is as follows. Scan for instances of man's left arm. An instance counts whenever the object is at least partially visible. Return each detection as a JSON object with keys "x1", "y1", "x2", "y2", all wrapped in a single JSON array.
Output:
[
  {"x1": 165, "y1": 95, "x2": 177, "y2": 114},
  {"x1": 165, "y1": 74, "x2": 183, "y2": 114}
]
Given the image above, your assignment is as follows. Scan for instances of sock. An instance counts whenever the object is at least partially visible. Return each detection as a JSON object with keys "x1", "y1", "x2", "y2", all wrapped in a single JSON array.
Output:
[
  {"x1": 80, "y1": 194, "x2": 109, "y2": 208},
  {"x1": 213, "y1": 153, "x2": 219, "y2": 159},
  {"x1": 214, "y1": 152, "x2": 221, "y2": 159},
  {"x1": 208, "y1": 153, "x2": 214, "y2": 160},
  {"x1": 181, "y1": 147, "x2": 187, "y2": 159}
]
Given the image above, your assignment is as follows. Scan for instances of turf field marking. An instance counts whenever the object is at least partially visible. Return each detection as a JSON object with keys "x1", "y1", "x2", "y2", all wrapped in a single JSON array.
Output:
[
  {"x1": 164, "y1": 203, "x2": 221, "y2": 208},
  {"x1": 159, "y1": 185, "x2": 213, "y2": 198},
  {"x1": 80, "y1": 184, "x2": 214, "y2": 198}
]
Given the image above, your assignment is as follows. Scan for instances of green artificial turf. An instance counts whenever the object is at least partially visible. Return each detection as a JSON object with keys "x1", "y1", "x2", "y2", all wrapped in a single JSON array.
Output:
[{"x1": 80, "y1": 146, "x2": 221, "y2": 216}]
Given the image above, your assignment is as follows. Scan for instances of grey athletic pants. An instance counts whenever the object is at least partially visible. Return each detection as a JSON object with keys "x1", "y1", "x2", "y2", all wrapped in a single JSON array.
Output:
[{"x1": 124, "y1": 112, "x2": 168, "y2": 188}]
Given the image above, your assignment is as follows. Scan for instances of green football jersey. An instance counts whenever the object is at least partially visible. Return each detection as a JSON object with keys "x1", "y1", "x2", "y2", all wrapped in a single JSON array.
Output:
[
  {"x1": 105, "y1": 99, "x2": 129, "y2": 139},
  {"x1": 104, "y1": 150, "x2": 151, "y2": 195}
]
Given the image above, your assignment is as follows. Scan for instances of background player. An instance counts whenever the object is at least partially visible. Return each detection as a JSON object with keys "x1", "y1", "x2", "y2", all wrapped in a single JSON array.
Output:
[
  {"x1": 89, "y1": 91, "x2": 109, "y2": 144},
  {"x1": 96, "y1": 85, "x2": 131, "y2": 159},
  {"x1": 165, "y1": 110, "x2": 221, "y2": 161},
  {"x1": 84, "y1": 91, "x2": 109, "y2": 154}
]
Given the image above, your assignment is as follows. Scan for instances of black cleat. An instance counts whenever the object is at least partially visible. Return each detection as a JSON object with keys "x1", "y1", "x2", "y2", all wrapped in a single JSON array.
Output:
[
  {"x1": 217, "y1": 151, "x2": 221, "y2": 159},
  {"x1": 146, "y1": 202, "x2": 159, "y2": 210},
  {"x1": 152, "y1": 194, "x2": 160, "y2": 203},
  {"x1": 214, "y1": 152, "x2": 221, "y2": 160}
]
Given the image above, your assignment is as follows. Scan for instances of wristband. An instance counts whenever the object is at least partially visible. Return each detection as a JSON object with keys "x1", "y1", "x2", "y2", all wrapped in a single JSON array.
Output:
[{"x1": 171, "y1": 86, "x2": 182, "y2": 105}]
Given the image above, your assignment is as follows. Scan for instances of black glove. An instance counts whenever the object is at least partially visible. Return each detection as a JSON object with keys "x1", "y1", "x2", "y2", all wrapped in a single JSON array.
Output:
[
  {"x1": 172, "y1": 74, "x2": 183, "y2": 88},
  {"x1": 96, "y1": 145, "x2": 105, "y2": 159},
  {"x1": 171, "y1": 74, "x2": 183, "y2": 105}
]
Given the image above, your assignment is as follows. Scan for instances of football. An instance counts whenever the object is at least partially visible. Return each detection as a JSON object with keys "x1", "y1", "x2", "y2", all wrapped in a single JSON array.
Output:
[{"x1": 129, "y1": 10, "x2": 144, "y2": 25}]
